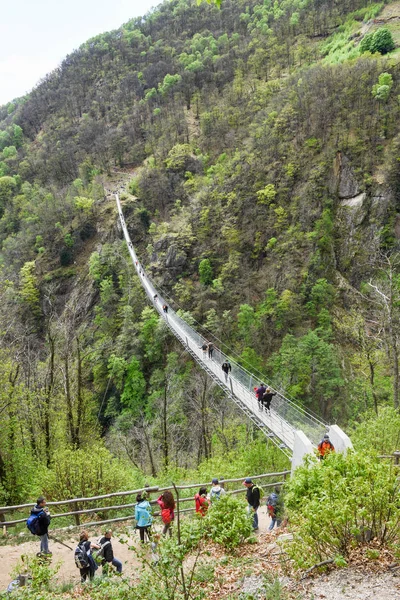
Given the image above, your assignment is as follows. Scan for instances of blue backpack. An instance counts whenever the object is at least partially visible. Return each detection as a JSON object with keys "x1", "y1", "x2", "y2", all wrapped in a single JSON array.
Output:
[{"x1": 26, "y1": 511, "x2": 43, "y2": 536}]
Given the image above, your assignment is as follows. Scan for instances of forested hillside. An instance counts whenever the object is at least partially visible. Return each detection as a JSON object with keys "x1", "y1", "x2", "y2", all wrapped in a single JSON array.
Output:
[{"x1": 0, "y1": 0, "x2": 400, "y2": 506}]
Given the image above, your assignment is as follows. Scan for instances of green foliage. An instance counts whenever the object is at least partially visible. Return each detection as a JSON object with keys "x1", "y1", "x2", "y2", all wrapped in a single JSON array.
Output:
[
  {"x1": 74, "y1": 195, "x2": 94, "y2": 214},
  {"x1": 270, "y1": 331, "x2": 343, "y2": 417},
  {"x1": 361, "y1": 27, "x2": 395, "y2": 55},
  {"x1": 351, "y1": 406, "x2": 400, "y2": 454},
  {"x1": 120, "y1": 357, "x2": 146, "y2": 415},
  {"x1": 372, "y1": 72, "x2": 393, "y2": 102},
  {"x1": 165, "y1": 143, "x2": 192, "y2": 172},
  {"x1": 2, "y1": 145, "x2": 17, "y2": 159},
  {"x1": 256, "y1": 183, "x2": 276, "y2": 205},
  {"x1": 128, "y1": 176, "x2": 139, "y2": 196},
  {"x1": 285, "y1": 452, "x2": 400, "y2": 568},
  {"x1": 42, "y1": 446, "x2": 141, "y2": 500},
  {"x1": 19, "y1": 261, "x2": 40, "y2": 317},
  {"x1": 198, "y1": 258, "x2": 213, "y2": 285},
  {"x1": 204, "y1": 494, "x2": 253, "y2": 550},
  {"x1": 12, "y1": 554, "x2": 60, "y2": 593}
]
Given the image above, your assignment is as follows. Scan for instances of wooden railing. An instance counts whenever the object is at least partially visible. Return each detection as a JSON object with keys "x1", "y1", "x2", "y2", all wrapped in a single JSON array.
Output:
[
  {"x1": 0, "y1": 471, "x2": 290, "y2": 531},
  {"x1": 378, "y1": 451, "x2": 400, "y2": 464}
]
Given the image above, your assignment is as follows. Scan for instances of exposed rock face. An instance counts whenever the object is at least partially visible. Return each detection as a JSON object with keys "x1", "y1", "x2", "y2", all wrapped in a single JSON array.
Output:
[
  {"x1": 335, "y1": 187, "x2": 392, "y2": 285},
  {"x1": 334, "y1": 152, "x2": 361, "y2": 199},
  {"x1": 165, "y1": 244, "x2": 186, "y2": 269},
  {"x1": 149, "y1": 235, "x2": 187, "y2": 284},
  {"x1": 341, "y1": 192, "x2": 366, "y2": 208}
]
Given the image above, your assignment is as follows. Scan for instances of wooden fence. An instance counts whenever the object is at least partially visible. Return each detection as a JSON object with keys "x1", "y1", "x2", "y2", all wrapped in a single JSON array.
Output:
[{"x1": 0, "y1": 471, "x2": 290, "y2": 532}]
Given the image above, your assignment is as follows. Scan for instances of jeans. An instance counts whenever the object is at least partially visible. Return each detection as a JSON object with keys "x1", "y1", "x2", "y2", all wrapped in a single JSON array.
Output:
[
  {"x1": 162, "y1": 522, "x2": 172, "y2": 537},
  {"x1": 253, "y1": 509, "x2": 259, "y2": 529},
  {"x1": 269, "y1": 517, "x2": 282, "y2": 530},
  {"x1": 111, "y1": 558, "x2": 123, "y2": 573},
  {"x1": 248, "y1": 505, "x2": 258, "y2": 529},
  {"x1": 40, "y1": 534, "x2": 49, "y2": 553}
]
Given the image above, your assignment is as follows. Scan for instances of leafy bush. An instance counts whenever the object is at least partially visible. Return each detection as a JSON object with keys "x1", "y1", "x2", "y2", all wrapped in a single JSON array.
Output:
[
  {"x1": 351, "y1": 406, "x2": 400, "y2": 454},
  {"x1": 284, "y1": 452, "x2": 400, "y2": 569},
  {"x1": 204, "y1": 495, "x2": 253, "y2": 551},
  {"x1": 360, "y1": 27, "x2": 395, "y2": 54},
  {"x1": 198, "y1": 258, "x2": 213, "y2": 285}
]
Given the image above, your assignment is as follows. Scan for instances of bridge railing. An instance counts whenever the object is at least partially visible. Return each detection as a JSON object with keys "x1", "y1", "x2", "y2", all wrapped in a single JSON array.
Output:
[{"x1": 116, "y1": 196, "x2": 327, "y2": 448}]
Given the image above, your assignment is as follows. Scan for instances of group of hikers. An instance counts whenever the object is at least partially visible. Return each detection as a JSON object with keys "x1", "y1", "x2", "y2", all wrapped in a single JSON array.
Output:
[
  {"x1": 200, "y1": 341, "x2": 215, "y2": 359},
  {"x1": 24, "y1": 433, "x2": 335, "y2": 584},
  {"x1": 255, "y1": 383, "x2": 277, "y2": 412},
  {"x1": 25, "y1": 477, "x2": 289, "y2": 584}
]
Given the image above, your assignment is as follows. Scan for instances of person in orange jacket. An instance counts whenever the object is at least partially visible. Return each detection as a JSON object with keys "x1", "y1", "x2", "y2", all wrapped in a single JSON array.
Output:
[{"x1": 317, "y1": 433, "x2": 335, "y2": 460}]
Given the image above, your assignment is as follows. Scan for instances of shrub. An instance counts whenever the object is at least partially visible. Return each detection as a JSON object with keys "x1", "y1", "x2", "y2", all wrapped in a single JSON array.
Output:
[
  {"x1": 199, "y1": 258, "x2": 213, "y2": 285},
  {"x1": 204, "y1": 495, "x2": 253, "y2": 550},
  {"x1": 284, "y1": 452, "x2": 400, "y2": 569},
  {"x1": 360, "y1": 28, "x2": 395, "y2": 55}
]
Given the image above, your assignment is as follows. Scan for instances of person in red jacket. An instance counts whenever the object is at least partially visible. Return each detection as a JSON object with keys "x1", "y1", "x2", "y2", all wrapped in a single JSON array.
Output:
[
  {"x1": 194, "y1": 487, "x2": 210, "y2": 516},
  {"x1": 157, "y1": 491, "x2": 175, "y2": 537},
  {"x1": 318, "y1": 433, "x2": 335, "y2": 460}
]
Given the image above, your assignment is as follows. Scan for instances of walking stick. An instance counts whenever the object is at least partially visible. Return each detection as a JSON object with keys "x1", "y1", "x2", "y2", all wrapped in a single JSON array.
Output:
[{"x1": 48, "y1": 535, "x2": 73, "y2": 550}]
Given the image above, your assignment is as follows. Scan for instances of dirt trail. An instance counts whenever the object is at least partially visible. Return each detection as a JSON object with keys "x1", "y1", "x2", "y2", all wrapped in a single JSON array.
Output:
[
  {"x1": 0, "y1": 507, "x2": 276, "y2": 591},
  {"x1": 0, "y1": 529, "x2": 143, "y2": 590}
]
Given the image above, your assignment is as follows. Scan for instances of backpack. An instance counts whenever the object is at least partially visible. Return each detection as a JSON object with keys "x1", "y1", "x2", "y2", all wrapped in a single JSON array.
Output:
[
  {"x1": 210, "y1": 488, "x2": 222, "y2": 502},
  {"x1": 92, "y1": 539, "x2": 111, "y2": 565},
  {"x1": 267, "y1": 492, "x2": 279, "y2": 517},
  {"x1": 26, "y1": 511, "x2": 43, "y2": 536},
  {"x1": 161, "y1": 508, "x2": 172, "y2": 525},
  {"x1": 74, "y1": 543, "x2": 90, "y2": 569}
]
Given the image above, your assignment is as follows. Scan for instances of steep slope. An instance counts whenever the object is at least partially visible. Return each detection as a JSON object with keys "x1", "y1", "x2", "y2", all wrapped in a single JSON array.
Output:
[{"x1": 0, "y1": 0, "x2": 400, "y2": 502}]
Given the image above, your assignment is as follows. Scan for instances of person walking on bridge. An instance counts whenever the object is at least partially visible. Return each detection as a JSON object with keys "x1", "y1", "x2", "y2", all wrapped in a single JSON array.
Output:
[
  {"x1": 207, "y1": 342, "x2": 214, "y2": 360},
  {"x1": 263, "y1": 387, "x2": 276, "y2": 413},
  {"x1": 255, "y1": 383, "x2": 266, "y2": 410},
  {"x1": 200, "y1": 341, "x2": 208, "y2": 359},
  {"x1": 221, "y1": 361, "x2": 232, "y2": 383}
]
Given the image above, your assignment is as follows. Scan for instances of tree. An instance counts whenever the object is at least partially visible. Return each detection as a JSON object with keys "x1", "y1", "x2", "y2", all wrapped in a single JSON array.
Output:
[
  {"x1": 199, "y1": 258, "x2": 213, "y2": 285},
  {"x1": 370, "y1": 28, "x2": 395, "y2": 55},
  {"x1": 19, "y1": 261, "x2": 41, "y2": 319},
  {"x1": 367, "y1": 254, "x2": 400, "y2": 410},
  {"x1": 372, "y1": 72, "x2": 393, "y2": 102}
]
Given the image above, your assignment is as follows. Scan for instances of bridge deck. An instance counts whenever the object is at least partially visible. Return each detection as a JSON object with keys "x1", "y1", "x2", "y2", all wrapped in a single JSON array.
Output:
[{"x1": 116, "y1": 195, "x2": 327, "y2": 456}]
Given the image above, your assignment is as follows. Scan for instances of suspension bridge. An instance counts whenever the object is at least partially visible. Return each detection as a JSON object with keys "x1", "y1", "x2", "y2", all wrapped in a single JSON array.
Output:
[{"x1": 116, "y1": 195, "x2": 352, "y2": 470}]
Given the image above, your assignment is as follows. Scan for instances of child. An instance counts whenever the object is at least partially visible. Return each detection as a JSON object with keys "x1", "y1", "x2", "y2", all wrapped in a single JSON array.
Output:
[
  {"x1": 135, "y1": 493, "x2": 153, "y2": 542},
  {"x1": 157, "y1": 491, "x2": 175, "y2": 537},
  {"x1": 194, "y1": 487, "x2": 210, "y2": 516}
]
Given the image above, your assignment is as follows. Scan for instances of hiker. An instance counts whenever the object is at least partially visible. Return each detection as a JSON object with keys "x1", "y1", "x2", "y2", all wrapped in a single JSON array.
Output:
[
  {"x1": 28, "y1": 496, "x2": 52, "y2": 556},
  {"x1": 75, "y1": 530, "x2": 100, "y2": 582},
  {"x1": 195, "y1": 487, "x2": 210, "y2": 516},
  {"x1": 255, "y1": 383, "x2": 266, "y2": 410},
  {"x1": 200, "y1": 341, "x2": 208, "y2": 359},
  {"x1": 243, "y1": 478, "x2": 261, "y2": 530},
  {"x1": 98, "y1": 530, "x2": 122, "y2": 574},
  {"x1": 221, "y1": 361, "x2": 232, "y2": 383},
  {"x1": 263, "y1": 387, "x2": 276, "y2": 412},
  {"x1": 163, "y1": 304, "x2": 168, "y2": 314},
  {"x1": 207, "y1": 342, "x2": 214, "y2": 360},
  {"x1": 266, "y1": 486, "x2": 283, "y2": 530},
  {"x1": 317, "y1": 433, "x2": 335, "y2": 460},
  {"x1": 157, "y1": 491, "x2": 175, "y2": 537},
  {"x1": 153, "y1": 294, "x2": 158, "y2": 302},
  {"x1": 208, "y1": 478, "x2": 226, "y2": 503},
  {"x1": 135, "y1": 492, "x2": 153, "y2": 543}
]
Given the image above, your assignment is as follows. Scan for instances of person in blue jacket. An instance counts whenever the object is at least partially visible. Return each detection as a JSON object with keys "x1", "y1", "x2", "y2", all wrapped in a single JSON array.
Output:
[{"x1": 135, "y1": 493, "x2": 153, "y2": 543}]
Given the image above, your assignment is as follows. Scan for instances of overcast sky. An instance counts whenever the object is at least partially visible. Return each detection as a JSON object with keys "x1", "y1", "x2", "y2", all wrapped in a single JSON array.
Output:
[{"x1": 0, "y1": 0, "x2": 159, "y2": 106}]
